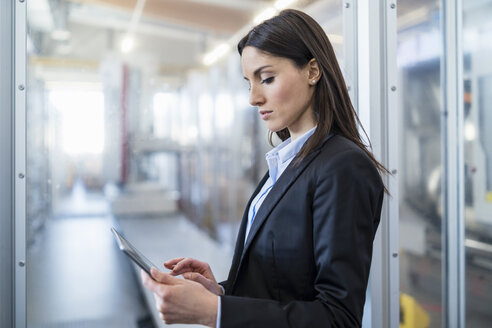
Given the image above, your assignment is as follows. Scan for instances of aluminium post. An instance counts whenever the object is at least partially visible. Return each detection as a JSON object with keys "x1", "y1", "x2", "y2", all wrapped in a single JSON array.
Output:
[
  {"x1": 358, "y1": 1, "x2": 399, "y2": 327},
  {"x1": 14, "y1": 0, "x2": 27, "y2": 326},
  {"x1": 0, "y1": 0, "x2": 14, "y2": 325}
]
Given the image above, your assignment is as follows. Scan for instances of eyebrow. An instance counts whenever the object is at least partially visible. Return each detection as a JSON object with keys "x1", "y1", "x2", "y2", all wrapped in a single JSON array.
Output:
[{"x1": 243, "y1": 65, "x2": 273, "y2": 80}]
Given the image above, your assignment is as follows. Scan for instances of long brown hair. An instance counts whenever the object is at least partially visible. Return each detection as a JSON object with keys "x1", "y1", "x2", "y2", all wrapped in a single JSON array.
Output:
[{"x1": 238, "y1": 9, "x2": 390, "y2": 189}]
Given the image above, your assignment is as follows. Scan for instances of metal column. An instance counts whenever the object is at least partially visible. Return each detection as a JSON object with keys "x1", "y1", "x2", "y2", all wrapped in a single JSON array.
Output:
[
  {"x1": 15, "y1": 0, "x2": 27, "y2": 326},
  {"x1": 441, "y1": 0, "x2": 465, "y2": 327},
  {"x1": 0, "y1": 0, "x2": 14, "y2": 325},
  {"x1": 343, "y1": 0, "x2": 358, "y2": 111},
  {"x1": 357, "y1": 1, "x2": 399, "y2": 327}
]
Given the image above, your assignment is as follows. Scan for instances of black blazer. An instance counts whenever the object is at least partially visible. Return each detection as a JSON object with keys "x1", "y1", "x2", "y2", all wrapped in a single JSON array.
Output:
[{"x1": 219, "y1": 134, "x2": 384, "y2": 327}]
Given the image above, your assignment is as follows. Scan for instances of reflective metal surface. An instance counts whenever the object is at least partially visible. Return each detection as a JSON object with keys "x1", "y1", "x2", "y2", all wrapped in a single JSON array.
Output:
[{"x1": 0, "y1": 0, "x2": 14, "y2": 326}]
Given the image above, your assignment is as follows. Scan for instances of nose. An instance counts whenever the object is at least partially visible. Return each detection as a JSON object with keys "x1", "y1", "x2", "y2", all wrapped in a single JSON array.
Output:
[{"x1": 249, "y1": 84, "x2": 265, "y2": 107}]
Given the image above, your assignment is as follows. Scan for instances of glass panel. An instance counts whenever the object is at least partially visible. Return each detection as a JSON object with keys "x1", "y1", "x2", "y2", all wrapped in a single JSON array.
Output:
[
  {"x1": 463, "y1": 1, "x2": 492, "y2": 326},
  {"x1": 174, "y1": 0, "x2": 345, "y2": 248},
  {"x1": 397, "y1": 1, "x2": 444, "y2": 326},
  {"x1": 26, "y1": 0, "x2": 338, "y2": 326}
]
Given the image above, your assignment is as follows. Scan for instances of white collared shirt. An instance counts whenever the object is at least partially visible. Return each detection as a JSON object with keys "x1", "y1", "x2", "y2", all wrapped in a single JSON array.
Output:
[
  {"x1": 244, "y1": 126, "x2": 317, "y2": 241},
  {"x1": 216, "y1": 126, "x2": 316, "y2": 328}
]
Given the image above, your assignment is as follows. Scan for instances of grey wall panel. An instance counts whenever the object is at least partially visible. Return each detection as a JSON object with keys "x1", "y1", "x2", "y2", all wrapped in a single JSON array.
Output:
[{"x1": 0, "y1": 0, "x2": 13, "y2": 326}]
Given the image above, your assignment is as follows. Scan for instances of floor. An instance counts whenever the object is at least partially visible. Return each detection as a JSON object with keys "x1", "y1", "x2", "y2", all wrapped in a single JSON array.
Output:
[
  {"x1": 27, "y1": 182, "x2": 150, "y2": 328},
  {"x1": 25, "y1": 180, "x2": 233, "y2": 328}
]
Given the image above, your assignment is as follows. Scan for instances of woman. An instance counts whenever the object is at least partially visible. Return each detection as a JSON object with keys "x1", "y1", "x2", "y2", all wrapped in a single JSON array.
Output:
[{"x1": 141, "y1": 9, "x2": 387, "y2": 327}]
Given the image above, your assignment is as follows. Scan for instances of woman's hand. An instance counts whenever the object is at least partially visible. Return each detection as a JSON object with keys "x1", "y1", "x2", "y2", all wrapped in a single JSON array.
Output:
[
  {"x1": 141, "y1": 268, "x2": 218, "y2": 327},
  {"x1": 164, "y1": 258, "x2": 224, "y2": 296}
]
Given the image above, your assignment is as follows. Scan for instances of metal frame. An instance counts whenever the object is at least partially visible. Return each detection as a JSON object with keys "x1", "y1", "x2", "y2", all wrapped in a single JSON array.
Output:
[
  {"x1": 383, "y1": 1, "x2": 399, "y2": 326},
  {"x1": 357, "y1": 1, "x2": 399, "y2": 327},
  {"x1": 343, "y1": 0, "x2": 358, "y2": 111},
  {"x1": 14, "y1": 0, "x2": 27, "y2": 327},
  {"x1": 0, "y1": 0, "x2": 14, "y2": 326},
  {"x1": 441, "y1": 0, "x2": 465, "y2": 327}
]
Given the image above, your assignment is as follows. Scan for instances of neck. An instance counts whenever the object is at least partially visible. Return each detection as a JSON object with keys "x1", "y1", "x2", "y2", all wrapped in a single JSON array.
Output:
[{"x1": 289, "y1": 123, "x2": 316, "y2": 141}]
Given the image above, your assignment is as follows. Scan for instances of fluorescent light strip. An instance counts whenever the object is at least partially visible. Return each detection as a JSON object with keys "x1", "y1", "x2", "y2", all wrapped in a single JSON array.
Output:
[
  {"x1": 274, "y1": 0, "x2": 297, "y2": 10},
  {"x1": 121, "y1": 0, "x2": 147, "y2": 53},
  {"x1": 253, "y1": 7, "x2": 277, "y2": 24},
  {"x1": 203, "y1": 0, "x2": 299, "y2": 66},
  {"x1": 203, "y1": 43, "x2": 231, "y2": 66}
]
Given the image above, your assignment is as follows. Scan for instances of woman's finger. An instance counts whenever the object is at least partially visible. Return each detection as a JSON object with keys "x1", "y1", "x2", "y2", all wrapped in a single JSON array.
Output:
[
  {"x1": 164, "y1": 257, "x2": 185, "y2": 269},
  {"x1": 182, "y1": 271, "x2": 201, "y2": 281},
  {"x1": 183, "y1": 272, "x2": 210, "y2": 287},
  {"x1": 183, "y1": 272, "x2": 220, "y2": 295},
  {"x1": 151, "y1": 268, "x2": 180, "y2": 285},
  {"x1": 173, "y1": 258, "x2": 208, "y2": 274},
  {"x1": 141, "y1": 269, "x2": 159, "y2": 292},
  {"x1": 171, "y1": 258, "x2": 197, "y2": 273}
]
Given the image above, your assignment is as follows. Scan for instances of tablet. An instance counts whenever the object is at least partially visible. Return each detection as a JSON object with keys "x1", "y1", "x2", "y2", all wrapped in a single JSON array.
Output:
[{"x1": 111, "y1": 227, "x2": 158, "y2": 278}]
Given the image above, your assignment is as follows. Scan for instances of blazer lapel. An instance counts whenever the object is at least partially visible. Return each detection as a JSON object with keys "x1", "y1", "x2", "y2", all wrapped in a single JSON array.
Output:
[
  {"x1": 225, "y1": 172, "x2": 269, "y2": 293},
  {"x1": 241, "y1": 151, "x2": 317, "y2": 259},
  {"x1": 230, "y1": 133, "x2": 335, "y2": 291}
]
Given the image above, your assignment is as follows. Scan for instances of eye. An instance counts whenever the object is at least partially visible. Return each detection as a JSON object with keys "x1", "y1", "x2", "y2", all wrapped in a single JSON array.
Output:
[{"x1": 261, "y1": 76, "x2": 274, "y2": 84}]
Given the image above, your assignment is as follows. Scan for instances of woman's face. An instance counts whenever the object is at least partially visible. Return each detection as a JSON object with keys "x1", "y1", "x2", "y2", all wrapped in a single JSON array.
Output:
[{"x1": 241, "y1": 46, "x2": 317, "y2": 140}]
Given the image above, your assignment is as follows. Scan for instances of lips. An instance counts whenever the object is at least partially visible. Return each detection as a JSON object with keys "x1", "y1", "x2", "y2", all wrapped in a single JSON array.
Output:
[{"x1": 259, "y1": 110, "x2": 273, "y2": 120}]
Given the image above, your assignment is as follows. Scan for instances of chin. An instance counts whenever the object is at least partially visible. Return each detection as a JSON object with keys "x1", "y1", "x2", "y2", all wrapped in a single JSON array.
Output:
[{"x1": 266, "y1": 123, "x2": 285, "y2": 133}]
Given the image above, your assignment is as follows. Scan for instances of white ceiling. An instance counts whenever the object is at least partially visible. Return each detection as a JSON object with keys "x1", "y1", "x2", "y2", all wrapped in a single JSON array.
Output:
[
  {"x1": 29, "y1": 0, "x2": 322, "y2": 73},
  {"x1": 28, "y1": 0, "x2": 456, "y2": 78}
]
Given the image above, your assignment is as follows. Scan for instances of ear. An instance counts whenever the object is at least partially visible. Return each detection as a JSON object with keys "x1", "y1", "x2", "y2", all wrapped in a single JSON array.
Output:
[{"x1": 306, "y1": 58, "x2": 321, "y2": 85}]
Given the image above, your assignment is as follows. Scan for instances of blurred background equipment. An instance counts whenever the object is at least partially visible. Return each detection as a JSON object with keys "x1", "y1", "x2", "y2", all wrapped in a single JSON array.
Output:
[
  {"x1": 400, "y1": 293, "x2": 430, "y2": 328},
  {"x1": 397, "y1": 0, "x2": 492, "y2": 326}
]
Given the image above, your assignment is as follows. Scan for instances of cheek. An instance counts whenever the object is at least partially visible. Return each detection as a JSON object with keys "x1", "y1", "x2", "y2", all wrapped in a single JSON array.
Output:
[
  {"x1": 273, "y1": 79, "x2": 311, "y2": 111},
  {"x1": 272, "y1": 79, "x2": 303, "y2": 106}
]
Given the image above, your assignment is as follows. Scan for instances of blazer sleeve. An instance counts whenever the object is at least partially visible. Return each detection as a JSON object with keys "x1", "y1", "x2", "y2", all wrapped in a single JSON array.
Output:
[{"x1": 219, "y1": 148, "x2": 384, "y2": 328}]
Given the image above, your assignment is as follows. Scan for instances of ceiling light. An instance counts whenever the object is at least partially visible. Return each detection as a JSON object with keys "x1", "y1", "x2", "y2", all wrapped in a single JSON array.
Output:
[
  {"x1": 51, "y1": 29, "x2": 71, "y2": 41},
  {"x1": 274, "y1": 0, "x2": 298, "y2": 10},
  {"x1": 203, "y1": 43, "x2": 231, "y2": 66},
  {"x1": 464, "y1": 122, "x2": 476, "y2": 141},
  {"x1": 121, "y1": 36, "x2": 134, "y2": 53},
  {"x1": 253, "y1": 7, "x2": 277, "y2": 24}
]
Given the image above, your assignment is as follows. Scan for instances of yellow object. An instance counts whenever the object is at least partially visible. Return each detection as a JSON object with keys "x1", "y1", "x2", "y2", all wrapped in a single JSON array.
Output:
[
  {"x1": 486, "y1": 192, "x2": 492, "y2": 203},
  {"x1": 400, "y1": 293, "x2": 430, "y2": 328}
]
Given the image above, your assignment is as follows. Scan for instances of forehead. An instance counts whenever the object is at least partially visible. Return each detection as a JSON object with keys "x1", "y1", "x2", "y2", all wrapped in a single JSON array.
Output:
[{"x1": 241, "y1": 46, "x2": 292, "y2": 76}]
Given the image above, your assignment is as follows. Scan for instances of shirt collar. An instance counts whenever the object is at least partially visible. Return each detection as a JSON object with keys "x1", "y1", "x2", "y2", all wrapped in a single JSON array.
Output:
[
  {"x1": 266, "y1": 126, "x2": 316, "y2": 164},
  {"x1": 278, "y1": 126, "x2": 316, "y2": 164}
]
